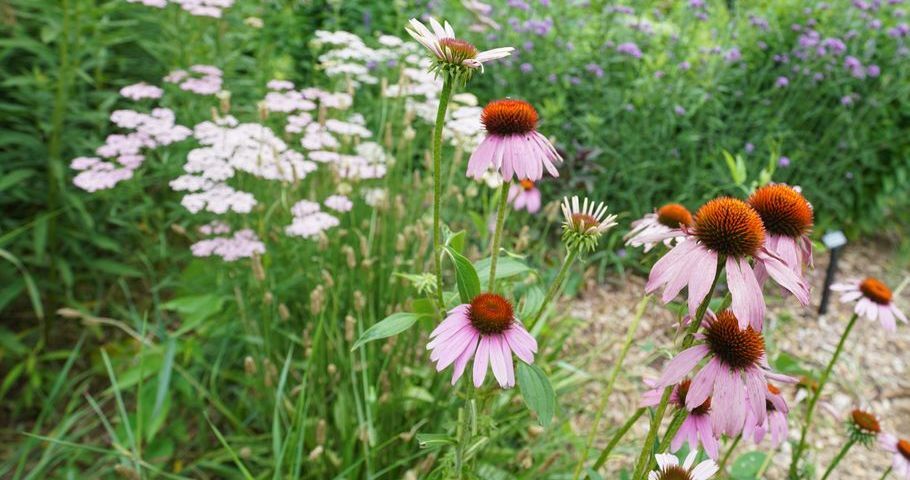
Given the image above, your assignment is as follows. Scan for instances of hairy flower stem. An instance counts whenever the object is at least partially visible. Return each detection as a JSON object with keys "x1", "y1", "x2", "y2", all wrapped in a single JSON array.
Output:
[
  {"x1": 821, "y1": 438, "x2": 856, "y2": 480},
  {"x1": 717, "y1": 434, "x2": 742, "y2": 474},
  {"x1": 454, "y1": 384, "x2": 476, "y2": 478},
  {"x1": 631, "y1": 257, "x2": 724, "y2": 480},
  {"x1": 431, "y1": 76, "x2": 454, "y2": 309},
  {"x1": 531, "y1": 248, "x2": 578, "y2": 327},
  {"x1": 657, "y1": 409, "x2": 688, "y2": 453},
  {"x1": 573, "y1": 295, "x2": 650, "y2": 480},
  {"x1": 487, "y1": 180, "x2": 511, "y2": 291},
  {"x1": 789, "y1": 313, "x2": 859, "y2": 478},
  {"x1": 590, "y1": 408, "x2": 646, "y2": 473},
  {"x1": 879, "y1": 466, "x2": 893, "y2": 480}
]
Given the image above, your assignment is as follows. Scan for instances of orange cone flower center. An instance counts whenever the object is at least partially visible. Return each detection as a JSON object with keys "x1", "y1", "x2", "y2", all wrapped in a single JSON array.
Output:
[
  {"x1": 694, "y1": 197, "x2": 765, "y2": 258},
  {"x1": 748, "y1": 184, "x2": 814, "y2": 238},
  {"x1": 705, "y1": 310, "x2": 765, "y2": 370},
  {"x1": 850, "y1": 409, "x2": 881, "y2": 433},
  {"x1": 657, "y1": 203, "x2": 694, "y2": 228},
  {"x1": 438, "y1": 38, "x2": 478, "y2": 63},
  {"x1": 571, "y1": 213, "x2": 599, "y2": 231},
  {"x1": 898, "y1": 439, "x2": 910, "y2": 460},
  {"x1": 860, "y1": 277, "x2": 892, "y2": 305},
  {"x1": 677, "y1": 379, "x2": 711, "y2": 416},
  {"x1": 520, "y1": 179, "x2": 535, "y2": 191},
  {"x1": 468, "y1": 293, "x2": 514, "y2": 334},
  {"x1": 481, "y1": 99, "x2": 539, "y2": 136}
]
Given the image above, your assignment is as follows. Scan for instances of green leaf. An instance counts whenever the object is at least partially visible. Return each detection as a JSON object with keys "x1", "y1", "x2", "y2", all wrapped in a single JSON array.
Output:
[
  {"x1": 351, "y1": 312, "x2": 422, "y2": 350},
  {"x1": 163, "y1": 294, "x2": 227, "y2": 329},
  {"x1": 92, "y1": 259, "x2": 143, "y2": 278},
  {"x1": 516, "y1": 363, "x2": 556, "y2": 427},
  {"x1": 444, "y1": 246, "x2": 480, "y2": 304},
  {"x1": 730, "y1": 451, "x2": 767, "y2": 479},
  {"x1": 474, "y1": 256, "x2": 532, "y2": 281},
  {"x1": 415, "y1": 433, "x2": 455, "y2": 449},
  {"x1": 445, "y1": 229, "x2": 466, "y2": 254}
]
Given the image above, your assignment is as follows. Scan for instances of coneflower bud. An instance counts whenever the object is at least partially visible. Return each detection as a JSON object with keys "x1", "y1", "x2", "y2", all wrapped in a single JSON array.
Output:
[
  {"x1": 257, "y1": 101, "x2": 269, "y2": 121},
  {"x1": 170, "y1": 224, "x2": 187, "y2": 236},
  {"x1": 327, "y1": 363, "x2": 337, "y2": 376},
  {"x1": 560, "y1": 196, "x2": 618, "y2": 253},
  {"x1": 239, "y1": 447, "x2": 252, "y2": 459}
]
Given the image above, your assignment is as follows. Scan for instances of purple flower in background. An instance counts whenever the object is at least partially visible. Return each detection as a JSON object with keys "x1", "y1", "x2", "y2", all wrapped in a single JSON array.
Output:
[
  {"x1": 853, "y1": 0, "x2": 872, "y2": 9},
  {"x1": 869, "y1": 19, "x2": 882, "y2": 29},
  {"x1": 757, "y1": 40, "x2": 768, "y2": 50},
  {"x1": 841, "y1": 95, "x2": 855, "y2": 106},
  {"x1": 540, "y1": 0, "x2": 551, "y2": 5},
  {"x1": 867, "y1": 64, "x2": 881, "y2": 77},
  {"x1": 775, "y1": 76, "x2": 790, "y2": 88},
  {"x1": 570, "y1": 76, "x2": 581, "y2": 85},
  {"x1": 845, "y1": 56, "x2": 866, "y2": 78},
  {"x1": 678, "y1": 60, "x2": 691, "y2": 71},
  {"x1": 525, "y1": 19, "x2": 553, "y2": 36},
  {"x1": 724, "y1": 47, "x2": 742, "y2": 62},
  {"x1": 888, "y1": 23, "x2": 910, "y2": 37},
  {"x1": 508, "y1": 0, "x2": 530, "y2": 10},
  {"x1": 586, "y1": 63, "x2": 605, "y2": 77},
  {"x1": 695, "y1": 12, "x2": 708, "y2": 21},
  {"x1": 547, "y1": 73, "x2": 558, "y2": 83},
  {"x1": 520, "y1": 63, "x2": 534, "y2": 73},
  {"x1": 749, "y1": 15, "x2": 769, "y2": 30},
  {"x1": 616, "y1": 42, "x2": 643, "y2": 58},
  {"x1": 689, "y1": 0, "x2": 705, "y2": 8},
  {"x1": 674, "y1": 105, "x2": 687, "y2": 116},
  {"x1": 778, "y1": 156, "x2": 791, "y2": 168},
  {"x1": 813, "y1": 72, "x2": 825, "y2": 81},
  {"x1": 654, "y1": 70, "x2": 665, "y2": 79},
  {"x1": 744, "y1": 143, "x2": 755, "y2": 154}
]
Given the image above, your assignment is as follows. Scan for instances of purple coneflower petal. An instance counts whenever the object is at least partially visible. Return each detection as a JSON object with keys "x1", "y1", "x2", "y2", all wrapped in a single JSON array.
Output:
[
  {"x1": 726, "y1": 256, "x2": 766, "y2": 330},
  {"x1": 686, "y1": 357, "x2": 720, "y2": 410},
  {"x1": 757, "y1": 249, "x2": 810, "y2": 305},
  {"x1": 657, "y1": 344, "x2": 710, "y2": 387},
  {"x1": 450, "y1": 333, "x2": 479, "y2": 384},
  {"x1": 488, "y1": 335, "x2": 509, "y2": 387},
  {"x1": 745, "y1": 367, "x2": 768, "y2": 424},
  {"x1": 473, "y1": 336, "x2": 491, "y2": 387}
]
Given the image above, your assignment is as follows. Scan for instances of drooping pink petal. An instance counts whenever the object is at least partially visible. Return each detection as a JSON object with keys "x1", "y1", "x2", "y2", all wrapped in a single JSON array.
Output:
[
  {"x1": 745, "y1": 367, "x2": 768, "y2": 425},
  {"x1": 488, "y1": 335, "x2": 509, "y2": 387},
  {"x1": 504, "y1": 328, "x2": 534, "y2": 364},
  {"x1": 526, "y1": 189, "x2": 541, "y2": 213},
  {"x1": 432, "y1": 328, "x2": 477, "y2": 369},
  {"x1": 878, "y1": 305, "x2": 896, "y2": 331},
  {"x1": 726, "y1": 256, "x2": 766, "y2": 330},
  {"x1": 687, "y1": 249, "x2": 720, "y2": 315},
  {"x1": 712, "y1": 365, "x2": 746, "y2": 435},
  {"x1": 450, "y1": 332, "x2": 479, "y2": 385},
  {"x1": 501, "y1": 338, "x2": 516, "y2": 388},
  {"x1": 696, "y1": 415, "x2": 720, "y2": 459},
  {"x1": 467, "y1": 136, "x2": 497, "y2": 178},
  {"x1": 657, "y1": 344, "x2": 710, "y2": 387},
  {"x1": 686, "y1": 357, "x2": 720, "y2": 410},
  {"x1": 472, "y1": 336, "x2": 491, "y2": 387},
  {"x1": 646, "y1": 239, "x2": 700, "y2": 295},
  {"x1": 757, "y1": 249, "x2": 810, "y2": 305}
]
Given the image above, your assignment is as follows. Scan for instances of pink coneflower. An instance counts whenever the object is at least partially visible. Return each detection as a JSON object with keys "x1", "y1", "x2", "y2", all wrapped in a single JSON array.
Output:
[
  {"x1": 648, "y1": 451, "x2": 719, "y2": 480},
  {"x1": 647, "y1": 197, "x2": 809, "y2": 330},
  {"x1": 406, "y1": 18, "x2": 513, "y2": 74},
  {"x1": 743, "y1": 384, "x2": 789, "y2": 448},
  {"x1": 748, "y1": 184, "x2": 814, "y2": 282},
  {"x1": 467, "y1": 99, "x2": 562, "y2": 182},
  {"x1": 508, "y1": 179, "x2": 542, "y2": 213},
  {"x1": 655, "y1": 310, "x2": 797, "y2": 436},
  {"x1": 624, "y1": 203, "x2": 693, "y2": 252},
  {"x1": 846, "y1": 409, "x2": 882, "y2": 445},
  {"x1": 830, "y1": 278, "x2": 907, "y2": 331},
  {"x1": 427, "y1": 293, "x2": 537, "y2": 388},
  {"x1": 642, "y1": 378, "x2": 720, "y2": 459},
  {"x1": 880, "y1": 433, "x2": 910, "y2": 478}
]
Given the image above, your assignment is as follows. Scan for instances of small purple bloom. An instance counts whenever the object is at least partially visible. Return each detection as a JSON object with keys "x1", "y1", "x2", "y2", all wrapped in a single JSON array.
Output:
[
  {"x1": 507, "y1": 0, "x2": 530, "y2": 10},
  {"x1": 867, "y1": 64, "x2": 881, "y2": 77},
  {"x1": 616, "y1": 42, "x2": 643, "y2": 58},
  {"x1": 520, "y1": 63, "x2": 534, "y2": 73},
  {"x1": 775, "y1": 76, "x2": 790, "y2": 88},
  {"x1": 724, "y1": 47, "x2": 742, "y2": 62},
  {"x1": 674, "y1": 105, "x2": 686, "y2": 116},
  {"x1": 841, "y1": 95, "x2": 854, "y2": 106},
  {"x1": 569, "y1": 76, "x2": 581, "y2": 85},
  {"x1": 744, "y1": 143, "x2": 755, "y2": 154},
  {"x1": 654, "y1": 70, "x2": 665, "y2": 79},
  {"x1": 585, "y1": 63, "x2": 605, "y2": 77},
  {"x1": 547, "y1": 73, "x2": 558, "y2": 83},
  {"x1": 678, "y1": 60, "x2": 691, "y2": 71},
  {"x1": 778, "y1": 156, "x2": 791, "y2": 168}
]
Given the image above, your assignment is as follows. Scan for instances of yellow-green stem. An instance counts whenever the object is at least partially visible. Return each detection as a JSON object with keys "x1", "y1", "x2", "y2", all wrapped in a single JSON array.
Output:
[
  {"x1": 590, "y1": 408, "x2": 646, "y2": 474},
  {"x1": 821, "y1": 438, "x2": 856, "y2": 480},
  {"x1": 487, "y1": 180, "x2": 511, "y2": 291},
  {"x1": 431, "y1": 77, "x2": 453, "y2": 308},
  {"x1": 789, "y1": 313, "x2": 859, "y2": 478},
  {"x1": 532, "y1": 248, "x2": 578, "y2": 327}
]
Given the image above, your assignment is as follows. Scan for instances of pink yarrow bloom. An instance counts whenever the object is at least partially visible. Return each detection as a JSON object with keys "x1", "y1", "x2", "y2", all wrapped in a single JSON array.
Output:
[
  {"x1": 625, "y1": 203, "x2": 694, "y2": 252},
  {"x1": 467, "y1": 99, "x2": 562, "y2": 182},
  {"x1": 427, "y1": 293, "x2": 537, "y2": 388},
  {"x1": 642, "y1": 378, "x2": 720, "y2": 459},
  {"x1": 748, "y1": 184, "x2": 814, "y2": 284},
  {"x1": 405, "y1": 17, "x2": 513, "y2": 72},
  {"x1": 508, "y1": 179, "x2": 542, "y2": 213},
  {"x1": 880, "y1": 433, "x2": 910, "y2": 479},
  {"x1": 654, "y1": 310, "x2": 797, "y2": 437},
  {"x1": 830, "y1": 277, "x2": 907, "y2": 331},
  {"x1": 647, "y1": 197, "x2": 809, "y2": 331},
  {"x1": 648, "y1": 451, "x2": 719, "y2": 480}
]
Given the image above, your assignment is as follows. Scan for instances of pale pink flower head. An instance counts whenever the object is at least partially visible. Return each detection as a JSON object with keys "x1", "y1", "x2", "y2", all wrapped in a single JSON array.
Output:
[
  {"x1": 625, "y1": 203, "x2": 694, "y2": 252},
  {"x1": 880, "y1": 433, "x2": 910, "y2": 478},
  {"x1": 648, "y1": 451, "x2": 719, "y2": 480},
  {"x1": 647, "y1": 197, "x2": 809, "y2": 331},
  {"x1": 830, "y1": 277, "x2": 907, "y2": 331},
  {"x1": 508, "y1": 179, "x2": 542, "y2": 213},
  {"x1": 642, "y1": 378, "x2": 720, "y2": 459},
  {"x1": 467, "y1": 99, "x2": 562, "y2": 182},
  {"x1": 654, "y1": 310, "x2": 797, "y2": 437},
  {"x1": 427, "y1": 292, "x2": 537, "y2": 389},
  {"x1": 406, "y1": 17, "x2": 513, "y2": 79},
  {"x1": 742, "y1": 383, "x2": 789, "y2": 448},
  {"x1": 748, "y1": 184, "x2": 814, "y2": 284}
]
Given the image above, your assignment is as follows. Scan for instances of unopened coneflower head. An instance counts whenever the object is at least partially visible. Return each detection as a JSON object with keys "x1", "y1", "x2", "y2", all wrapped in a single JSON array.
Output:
[
  {"x1": 642, "y1": 378, "x2": 719, "y2": 458},
  {"x1": 749, "y1": 183, "x2": 814, "y2": 284},
  {"x1": 560, "y1": 196, "x2": 618, "y2": 253},
  {"x1": 654, "y1": 310, "x2": 797, "y2": 436},
  {"x1": 847, "y1": 409, "x2": 881, "y2": 446},
  {"x1": 405, "y1": 17, "x2": 513, "y2": 82},
  {"x1": 647, "y1": 197, "x2": 809, "y2": 331},
  {"x1": 879, "y1": 432, "x2": 910, "y2": 478},
  {"x1": 427, "y1": 292, "x2": 537, "y2": 389},
  {"x1": 508, "y1": 179, "x2": 542, "y2": 213},
  {"x1": 830, "y1": 277, "x2": 907, "y2": 331},
  {"x1": 467, "y1": 99, "x2": 562, "y2": 182},
  {"x1": 648, "y1": 451, "x2": 719, "y2": 480},
  {"x1": 625, "y1": 203, "x2": 694, "y2": 252}
]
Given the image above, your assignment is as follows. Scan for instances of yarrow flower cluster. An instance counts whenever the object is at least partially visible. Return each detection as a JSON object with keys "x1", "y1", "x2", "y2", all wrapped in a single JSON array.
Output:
[
  {"x1": 127, "y1": 0, "x2": 234, "y2": 18},
  {"x1": 164, "y1": 65, "x2": 223, "y2": 95},
  {"x1": 285, "y1": 200, "x2": 340, "y2": 239},
  {"x1": 120, "y1": 82, "x2": 164, "y2": 100},
  {"x1": 191, "y1": 228, "x2": 265, "y2": 261}
]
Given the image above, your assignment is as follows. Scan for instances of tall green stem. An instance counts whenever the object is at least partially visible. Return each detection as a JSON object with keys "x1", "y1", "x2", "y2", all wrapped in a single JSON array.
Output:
[
  {"x1": 590, "y1": 408, "x2": 646, "y2": 473},
  {"x1": 531, "y1": 248, "x2": 578, "y2": 326},
  {"x1": 717, "y1": 434, "x2": 742, "y2": 474},
  {"x1": 487, "y1": 180, "x2": 510, "y2": 291},
  {"x1": 453, "y1": 384, "x2": 476, "y2": 479},
  {"x1": 879, "y1": 466, "x2": 893, "y2": 480},
  {"x1": 820, "y1": 438, "x2": 856, "y2": 480},
  {"x1": 573, "y1": 295, "x2": 650, "y2": 479},
  {"x1": 631, "y1": 257, "x2": 724, "y2": 480},
  {"x1": 789, "y1": 313, "x2": 859, "y2": 478},
  {"x1": 431, "y1": 77, "x2": 453, "y2": 308}
]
